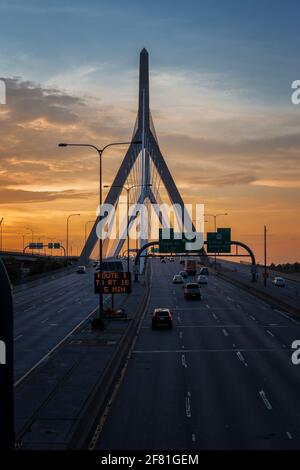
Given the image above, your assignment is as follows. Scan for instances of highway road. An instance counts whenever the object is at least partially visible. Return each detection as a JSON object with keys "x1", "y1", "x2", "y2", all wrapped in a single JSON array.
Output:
[
  {"x1": 216, "y1": 259, "x2": 300, "y2": 307},
  {"x1": 94, "y1": 258, "x2": 300, "y2": 450},
  {"x1": 13, "y1": 268, "x2": 100, "y2": 383}
]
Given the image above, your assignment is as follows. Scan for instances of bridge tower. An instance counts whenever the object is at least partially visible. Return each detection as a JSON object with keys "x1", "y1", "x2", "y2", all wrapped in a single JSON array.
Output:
[{"x1": 79, "y1": 49, "x2": 196, "y2": 269}]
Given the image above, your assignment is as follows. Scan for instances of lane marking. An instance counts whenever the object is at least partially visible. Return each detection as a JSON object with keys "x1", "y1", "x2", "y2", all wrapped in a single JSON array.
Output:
[
  {"x1": 179, "y1": 331, "x2": 183, "y2": 340},
  {"x1": 192, "y1": 433, "x2": 196, "y2": 442},
  {"x1": 266, "y1": 330, "x2": 275, "y2": 337},
  {"x1": 206, "y1": 304, "x2": 210, "y2": 309},
  {"x1": 222, "y1": 329, "x2": 229, "y2": 337},
  {"x1": 181, "y1": 354, "x2": 187, "y2": 368},
  {"x1": 212, "y1": 313, "x2": 218, "y2": 320},
  {"x1": 57, "y1": 307, "x2": 65, "y2": 313},
  {"x1": 15, "y1": 304, "x2": 100, "y2": 388},
  {"x1": 133, "y1": 347, "x2": 292, "y2": 354},
  {"x1": 186, "y1": 393, "x2": 191, "y2": 418},
  {"x1": 41, "y1": 318, "x2": 49, "y2": 324},
  {"x1": 286, "y1": 431, "x2": 293, "y2": 440},
  {"x1": 14, "y1": 334, "x2": 23, "y2": 342},
  {"x1": 249, "y1": 315, "x2": 257, "y2": 322},
  {"x1": 274, "y1": 309, "x2": 300, "y2": 326},
  {"x1": 259, "y1": 390, "x2": 272, "y2": 410},
  {"x1": 236, "y1": 351, "x2": 248, "y2": 367},
  {"x1": 23, "y1": 305, "x2": 36, "y2": 313}
]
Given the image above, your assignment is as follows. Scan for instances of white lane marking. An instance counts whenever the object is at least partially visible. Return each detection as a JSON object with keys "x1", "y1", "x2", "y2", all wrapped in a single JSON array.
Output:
[
  {"x1": 40, "y1": 317, "x2": 49, "y2": 324},
  {"x1": 192, "y1": 433, "x2": 196, "y2": 442},
  {"x1": 44, "y1": 297, "x2": 52, "y2": 302},
  {"x1": 249, "y1": 315, "x2": 257, "y2": 321},
  {"x1": 14, "y1": 334, "x2": 23, "y2": 342},
  {"x1": 274, "y1": 309, "x2": 300, "y2": 326},
  {"x1": 259, "y1": 390, "x2": 272, "y2": 410},
  {"x1": 266, "y1": 330, "x2": 275, "y2": 337},
  {"x1": 222, "y1": 329, "x2": 229, "y2": 337},
  {"x1": 179, "y1": 331, "x2": 183, "y2": 340},
  {"x1": 186, "y1": 393, "x2": 191, "y2": 418},
  {"x1": 206, "y1": 304, "x2": 210, "y2": 309},
  {"x1": 23, "y1": 305, "x2": 36, "y2": 313},
  {"x1": 236, "y1": 351, "x2": 248, "y2": 367},
  {"x1": 181, "y1": 354, "x2": 187, "y2": 368},
  {"x1": 133, "y1": 347, "x2": 295, "y2": 354},
  {"x1": 232, "y1": 343, "x2": 237, "y2": 348},
  {"x1": 286, "y1": 431, "x2": 293, "y2": 440},
  {"x1": 50, "y1": 323, "x2": 58, "y2": 326},
  {"x1": 57, "y1": 307, "x2": 65, "y2": 313},
  {"x1": 212, "y1": 313, "x2": 218, "y2": 320},
  {"x1": 227, "y1": 296, "x2": 234, "y2": 302}
]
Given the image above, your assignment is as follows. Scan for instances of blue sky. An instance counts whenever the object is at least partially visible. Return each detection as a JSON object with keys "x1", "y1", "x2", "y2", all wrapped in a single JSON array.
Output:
[{"x1": 0, "y1": 0, "x2": 300, "y2": 105}]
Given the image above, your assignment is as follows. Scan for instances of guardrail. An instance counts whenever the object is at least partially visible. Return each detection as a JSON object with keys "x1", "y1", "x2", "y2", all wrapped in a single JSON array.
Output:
[{"x1": 218, "y1": 271, "x2": 300, "y2": 317}]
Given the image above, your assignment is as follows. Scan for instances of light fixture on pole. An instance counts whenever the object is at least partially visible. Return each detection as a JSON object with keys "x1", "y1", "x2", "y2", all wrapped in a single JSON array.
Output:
[{"x1": 59, "y1": 140, "x2": 142, "y2": 330}]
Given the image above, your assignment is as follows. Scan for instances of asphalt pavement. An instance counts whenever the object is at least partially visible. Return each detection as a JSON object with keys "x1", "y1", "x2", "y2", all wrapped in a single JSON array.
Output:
[
  {"x1": 94, "y1": 258, "x2": 300, "y2": 450},
  {"x1": 216, "y1": 259, "x2": 300, "y2": 308},
  {"x1": 13, "y1": 267, "x2": 99, "y2": 382}
]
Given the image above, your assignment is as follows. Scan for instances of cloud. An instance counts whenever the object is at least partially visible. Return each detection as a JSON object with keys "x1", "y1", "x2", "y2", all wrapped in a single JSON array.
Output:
[{"x1": 0, "y1": 188, "x2": 94, "y2": 204}]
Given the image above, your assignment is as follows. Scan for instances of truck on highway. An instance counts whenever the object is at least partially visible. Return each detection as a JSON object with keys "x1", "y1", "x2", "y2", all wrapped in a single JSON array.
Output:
[{"x1": 184, "y1": 258, "x2": 197, "y2": 276}]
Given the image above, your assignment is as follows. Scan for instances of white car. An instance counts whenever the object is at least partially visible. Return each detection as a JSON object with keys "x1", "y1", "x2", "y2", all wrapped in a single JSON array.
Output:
[
  {"x1": 272, "y1": 276, "x2": 285, "y2": 287},
  {"x1": 77, "y1": 265, "x2": 86, "y2": 274},
  {"x1": 173, "y1": 274, "x2": 184, "y2": 284},
  {"x1": 197, "y1": 274, "x2": 208, "y2": 285}
]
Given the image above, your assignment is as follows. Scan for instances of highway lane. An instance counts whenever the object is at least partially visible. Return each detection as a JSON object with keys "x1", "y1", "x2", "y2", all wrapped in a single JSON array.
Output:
[
  {"x1": 216, "y1": 258, "x2": 300, "y2": 307},
  {"x1": 13, "y1": 268, "x2": 100, "y2": 382},
  {"x1": 95, "y1": 258, "x2": 300, "y2": 450}
]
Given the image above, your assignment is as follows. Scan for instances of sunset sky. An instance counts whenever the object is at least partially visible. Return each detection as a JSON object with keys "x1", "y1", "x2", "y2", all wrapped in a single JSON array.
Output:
[{"x1": 0, "y1": 0, "x2": 300, "y2": 263}]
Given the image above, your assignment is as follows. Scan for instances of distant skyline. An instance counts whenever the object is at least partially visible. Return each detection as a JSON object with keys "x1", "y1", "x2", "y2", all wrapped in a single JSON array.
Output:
[{"x1": 0, "y1": 0, "x2": 300, "y2": 263}]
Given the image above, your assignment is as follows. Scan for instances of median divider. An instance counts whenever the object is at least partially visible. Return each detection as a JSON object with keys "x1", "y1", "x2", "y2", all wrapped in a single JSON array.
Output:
[{"x1": 67, "y1": 262, "x2": 151, "y2": 449}]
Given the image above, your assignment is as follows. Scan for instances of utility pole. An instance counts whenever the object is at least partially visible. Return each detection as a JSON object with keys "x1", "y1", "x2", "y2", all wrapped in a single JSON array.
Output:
[
  {"x1": 0, "y1": 217, "x2": 3, "y2": 252},
  {"x1": 264, "y1": 225, "x2": 267, "y2": 287}
]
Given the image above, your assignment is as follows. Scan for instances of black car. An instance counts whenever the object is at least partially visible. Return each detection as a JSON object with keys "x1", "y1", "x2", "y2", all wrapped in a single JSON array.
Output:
[
  {"x1": 184, "y1": 283, "x2": 201, "y2": 300},
  {"x1": 179, "y1": 270, "x2": 188, "y2": 278},
  {"x1": 152, "y1": 308, "x2": 173, "y2": 329},
  {"x1": 199, "y1": 267, "x2": 209, "y2": 276}
]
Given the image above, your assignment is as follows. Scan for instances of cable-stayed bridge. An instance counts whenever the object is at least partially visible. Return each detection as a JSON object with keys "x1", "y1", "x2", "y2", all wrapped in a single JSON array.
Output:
[{"x1": 80, "y1": 48, "x2": 195, "y2": 267}]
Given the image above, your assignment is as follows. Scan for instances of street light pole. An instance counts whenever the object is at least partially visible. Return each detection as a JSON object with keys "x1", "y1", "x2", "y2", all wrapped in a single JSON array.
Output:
[
  {"x1": 59, "y1": 140, "x2": 142, "y2": 330},
  {"x1": 85, "y1": 220, "x2": 94, "y2": 244},
  {"x1": 66, "y1": 214, "x2": 80, "y2": 262},
  {"x1": 26, "y1": 227, "x2": 34, "y2": 254},
  {"x1": 104, "y1": 183, "x2": 151, "y2": 273},
  {"x1": 0, "y1": 217, "x2": 3, "y2": 252},
  {"x1": 264, "y1": 225, "x2": 267, "y2": 288}
]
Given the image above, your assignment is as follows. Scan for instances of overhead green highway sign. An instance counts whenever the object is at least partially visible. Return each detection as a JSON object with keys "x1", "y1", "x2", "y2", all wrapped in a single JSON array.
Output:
[
  {"x1": 207, "y1": 228, "x2": 231, "y2": 253},
  {"x1": 158, "y1": 228, "x2": 203, "y2": 254}
]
